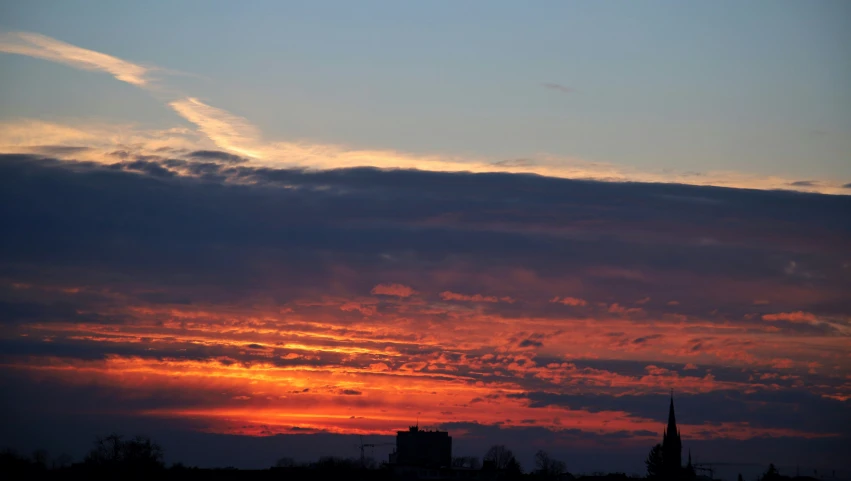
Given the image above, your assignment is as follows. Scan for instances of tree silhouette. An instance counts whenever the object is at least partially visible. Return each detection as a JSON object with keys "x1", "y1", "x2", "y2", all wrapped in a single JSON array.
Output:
[
  {"x1": 52, "y1": 453, "x2": 73, "y2": 470},
  {"x1": 534, "y1": 450, "x2": 566, "y2": 479},
  {"x1": 506, "y1": 455, "x2": 523, "y2": 480},
  {"x1": 0, "y1": 448, "x2": 45, "y2": 478},
  {"x1": 484, "y1": 445, "x2": 516, "y2": 471},
  {"x1": 483, "y1": 444, "x2": 522, "y2": 479},
  {"x1": 645, "y1": 443, "x2": 664, "y2": 479},
  {"x1": 452, "y1": 456, "x2": 480, "y2": 469},
  {"x1": 31, "y1": 449, "x2": 48, "y2": 470},
  {"x1": 84, "y1": 433, "x2": 163, "y2": 472},
  {"x1": 738, "y1": 474, "x2": 744, "y2": 481},
  {"x1": 762, "y1": 463, "x2": 781, "y2": 481}
]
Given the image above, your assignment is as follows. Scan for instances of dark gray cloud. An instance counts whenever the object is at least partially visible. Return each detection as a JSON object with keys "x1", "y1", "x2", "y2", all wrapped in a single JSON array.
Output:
[
  {"x1": 187, "y1": 150, "x2": 247, "y2": 163},
  {"x1": 27, "y1": 145, "x2": 92, "y2": 156},
  {"x1": 789, "y1": 180, "x2": 819, "y2": 187},
  {"x1": 632, "y1": 334, "x2": 663, "y2": 345},
  {"x1": 1, "y1": 153, "x2": 850, "y2": 317},
  {"x1": 122, "y1": 159, "x2": 177, "y2": 178}
]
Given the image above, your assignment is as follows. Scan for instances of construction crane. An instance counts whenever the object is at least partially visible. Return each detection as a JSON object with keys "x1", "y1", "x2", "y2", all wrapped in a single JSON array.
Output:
[{"x1": 356, "y1": 435, "x2": 395, "y2": 468}]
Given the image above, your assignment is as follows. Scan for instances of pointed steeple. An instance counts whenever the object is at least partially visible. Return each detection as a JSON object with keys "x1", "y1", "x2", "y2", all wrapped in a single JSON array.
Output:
[
  {"x1": 662, "y1": 389, "x2": 683, "y2": 471},
  {"x1": 666, "y1": 390, "x2": 678, "y2": 437}
]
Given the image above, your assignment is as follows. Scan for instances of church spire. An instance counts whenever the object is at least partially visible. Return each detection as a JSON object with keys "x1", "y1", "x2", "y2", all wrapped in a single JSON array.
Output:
[
  {"x1": 667, "y1": 390, "x2": 678, "y2": 437},
  {"x1": 662, "y1": 390, "x2": 683, "y2": 472}
]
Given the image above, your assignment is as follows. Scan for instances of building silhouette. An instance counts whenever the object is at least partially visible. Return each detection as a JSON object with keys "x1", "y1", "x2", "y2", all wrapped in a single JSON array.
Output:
[
  {"x1": 389, "y1": 425, "x2": 452, "y2": 468},
  {"x1": 662, "y1": 392, "x2": 682, "y2": 473}
]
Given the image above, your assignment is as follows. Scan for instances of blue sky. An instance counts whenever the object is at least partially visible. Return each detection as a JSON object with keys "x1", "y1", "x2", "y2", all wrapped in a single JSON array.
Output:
[{"x1": 1, "y1": 0, "x2": 849, "y2": 185}]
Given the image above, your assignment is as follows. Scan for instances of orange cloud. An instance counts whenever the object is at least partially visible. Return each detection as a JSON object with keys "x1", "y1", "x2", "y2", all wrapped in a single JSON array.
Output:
[
  {"x1": 340, "y1": 301, "x2": 377, "y2": 316},
  {"x1": 4, "y1": 274, "x2": 851, "y2": 447},
  {"x1": 11, "y1": 354, "x2": 834, "y2": 442},
  {"x1": 439, "y1": 291, "x2": 514, "y2": 303},
  {"x1": 608, "y1": 303, "x2": 645, "y2": 315},
  {"x1": 762, "y1": 311, "x2": 819, "y2": 324},
  {"x1": 550, "y1": 296, "x2": 588, "y2": 307},
  {"x1": 370, "y1": 283, "x2": 417, "y2": 298}
]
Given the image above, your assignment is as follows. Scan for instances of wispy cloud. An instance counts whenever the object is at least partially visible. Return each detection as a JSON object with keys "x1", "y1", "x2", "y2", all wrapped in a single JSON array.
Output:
[
  {"x1": 169, "y1": 98, "x2": 263, "y2": 158},
  {"x1": 3, "y1": 31, "x2": 850, "y2": 195},
  {"x1": 164, "y1": 97, "x2": 851, "y2": 194},
  {"x1": 0, "y1": 119, "x2": 208, "y2": 160},
  {"x1": 790, "y1": 180, "x2": 819, "y2": 187},
  {"x1": 439, "y1": 291, "x2": 515, "y2": 303},
  {"x1": 167, "y1": 97, "x2": 493, "y2": 172},
  {"x1": 550, "y1": 296, "x2": 588, "y2": 307},
  {"x1": 542, "y1": 82, "x2": 573, "y2": 94},
  {"x1": 0, "y1": 31, "x2": 150, "y2": 86},
  {"x1": 763, "y1": 311, "x2": 819, "y2": 324},
  {"x1": 371, "y1": 283, "x2": 417, "y2": 298}
]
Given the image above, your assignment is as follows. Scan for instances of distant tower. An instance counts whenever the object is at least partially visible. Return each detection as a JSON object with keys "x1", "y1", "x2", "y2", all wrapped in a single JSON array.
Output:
[{"x1": 662, "y1": 391, "x2": 683, "y2": 473}]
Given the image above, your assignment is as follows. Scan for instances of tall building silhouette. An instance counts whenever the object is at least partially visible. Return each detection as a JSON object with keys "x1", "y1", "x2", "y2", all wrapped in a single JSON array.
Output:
[
  {"x1": 389, "y1": 425, "x2": 452, "y2": 468},
  {"x1": 662, "y1": 392, "x2": 682, "y2": 473}
]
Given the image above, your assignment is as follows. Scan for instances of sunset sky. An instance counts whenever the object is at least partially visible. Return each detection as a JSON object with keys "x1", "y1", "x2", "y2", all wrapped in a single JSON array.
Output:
[{"x1": 1, "y1": 1, "x2": 850, "y2": 477}]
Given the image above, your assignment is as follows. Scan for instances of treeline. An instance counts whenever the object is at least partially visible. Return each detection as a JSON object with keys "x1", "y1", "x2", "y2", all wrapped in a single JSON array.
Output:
[
  {"x1": 1, "y1": 434, "x2": 171, "y2": 481},
  {"x1": 0, "y1": 433, "x2": 831, "y2": 481},
  {"x1": 0, "y1": 439, "x2": 568, "y2": 481}
]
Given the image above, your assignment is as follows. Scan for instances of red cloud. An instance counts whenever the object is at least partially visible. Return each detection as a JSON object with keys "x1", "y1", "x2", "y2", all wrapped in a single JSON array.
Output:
[
  {"x1": 340, "y1": 302, "x2": 377, "y2": 316},
  {"x1": 550, "y1": 296, "x2": 588, "y2": 307},
  {"x1": 371, "y1": 283, "x2": 417, "y2": 298},
  {"x1": 439, "y1": 291, "x2": 514, "y2": 303},
  {"x1": 762, "y1": 311, "x2": 818, "y2": 324},
  {"x1": 608, "y1": 303, "x2": 645, "y2": 315}
]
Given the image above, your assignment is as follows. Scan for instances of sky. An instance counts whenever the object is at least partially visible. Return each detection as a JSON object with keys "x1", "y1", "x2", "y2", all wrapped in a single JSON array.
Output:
[{"x1": 0, "y1": 1, "x2": 850, "y2": 478}]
